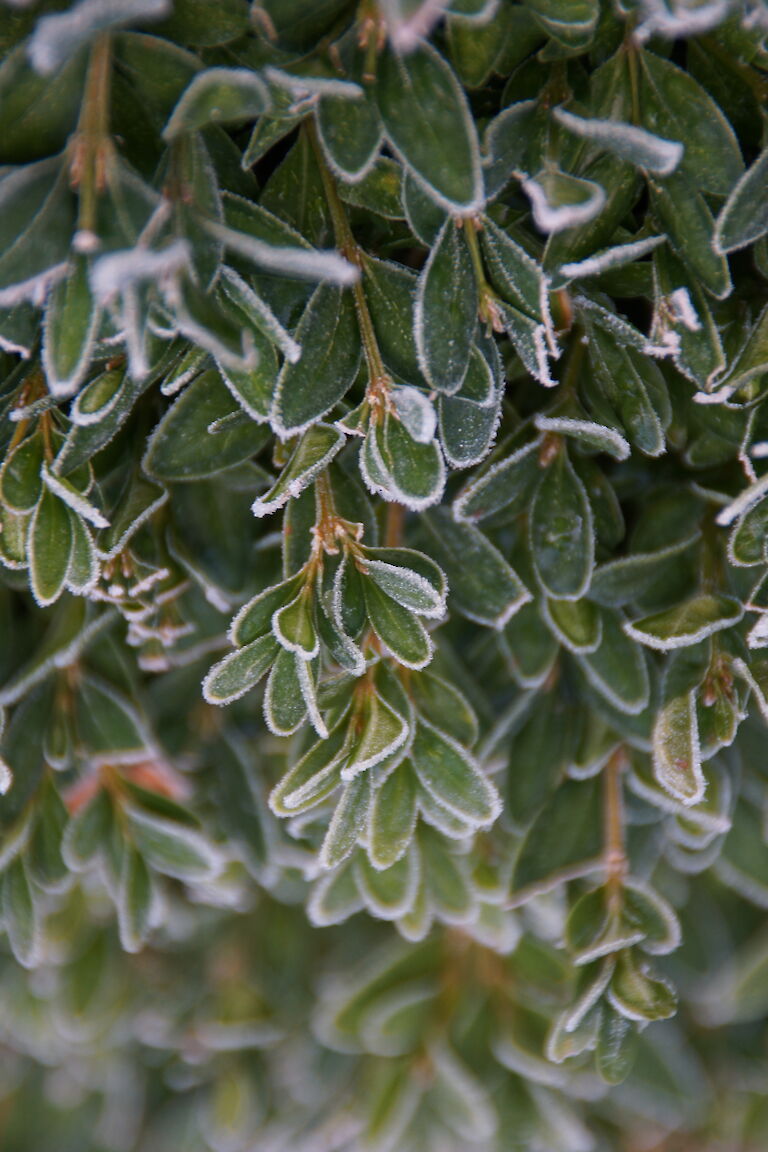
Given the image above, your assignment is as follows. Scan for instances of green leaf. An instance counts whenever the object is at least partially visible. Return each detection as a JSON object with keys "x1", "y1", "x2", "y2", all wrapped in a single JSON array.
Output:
[
  {"x1": 317, "y1": 74, "x2": 382, "y2": 183},
  {"x1": 368, "y1": 761, "x2": 419, "y2": 870},
  {"x1": 0, "y1": 158, "x2": 75, "y2": 306},
  {"x1": 622, "y1": 880, "x2": 681, "y2": 956},
  {"x1": 544, "y1": 596, "x2": 601, "y2": 653},
  {"x1": 355, "y1": 849, "x2": 418, "y2": 921},
  {"x1": 338, "y1": 157, "x2": 405, "y2": 220},
  {"x1": 375, "y1": 43, "x2": 483, "y2": 212},
  {"x1": 411, "y1": 719, "x2": 500, "y2": 828},
  {"x1": 219, "y1": 265, "x2": 300, "y2": 366},
  {"x1": 652, "y1": 689, "x2": 704, "y2": 806},
  {"x1": 715, "y1": 145, "x2": 768, "y2": 254},
  {"x1": 566, "y1": 887, "x2": 645, "y2": 965},
  {"x1": 29, "y1": 487, "x2": 73, "y2": 607},
  {"x1": 62, "y1": 789, "x2": 114, "y2": 870},
  {"x1": 308, "y1": 859, "x2": 364, "y2": 926},
  {"x1": 423, "y1": 831, "x2": 475, "y2": 923},
  {"x1": 438, "y1": 384, "x2": 501, "y2": 470},
  {"x1": 554, "y1": 108, "x2": 682, "y2": 175},
  {"x1": 117, "y1": 845, "x2": 156, "y2": 954},
  {"x1": 125, "y1": 805, "x2": 221, "y2": 882},
  {"x1": 586, "y1": 321, "x2": 666, "y2": 457},
  {"x1": 363, "y1": 578, "x2": 433, "y2": 669},
  {"x1": 578, "y1": 608, "x2": 650, "y2": 716},
  {"x1": 41, "y1": 464, "x2": 108, "y2": 530},
  {"x1": 271, "y1": 284, "x2": 360, "y2": 436},
  {"x1": 252, "y1": 423, "x2": 345, "y2": 518},
  {"x1": 410, "y1": 671, "x2": 478, "y2": 747},
  {"x1": 320, "y1": 774, "x2": 372, "y2": 870},
  {"x1": 523, "y1": 168, "x2": 606, "y2": 234},
  {"x1": 75, "y1": 675, "x2": 150, "y2": 765},
  {"x1": 163, "y1": 68, "x2": 269, "y2": 139},
  {"x1": 422, "y1": 509, "x2": 531, "y2": 628},
  {"x1": 402, "y1": 169, "x2": 446, "y2": 245},
  {"x1": 625, "y1": 594, "x2": 744, "y2": 651},
  {"x1": 70, "y1": 365, "x2": 127, "y2": 426},
  {"x1": 263, "y1": 648, "x2": 309, "y2": 736},
  {"x1": 27, "y1": 775, "x2": 68, "y2": 892},
  {"x1": 98, "y1": 472, "x2": 167, "y2": 561},
  {"x1": 652, "y1": 244, "x2": 725, "y2": 391},
  {"x1": 649, "y1": 172, "x2": 731, "y2": 300},
  {"x1": 230, "y1": 570, "x2": 305, "y2": 647},
  {"x1": 511, "y1": 777, "x2": 603, "y2": 902},
  {"x1": 454, "y1": 438, "x2": 541, "y2": 522},
  {"x1": 530, "y1": 449, "x2": 594, "y2": 600},
  {"x1": 202, "y1": 634, "x2": 280, "y2": 705},
  {"x1": 607, "y1": 950, "x2": 677, "y2": 1023},
  {"x1": 359, "y1": 547, "x2": 446, "y2": 618},
  {"x1": 504, "y1": 692, "x2": 580, "y2": 824},
  {"x1": 144, "y1": 369, "x2": 270, "y2": 481},
  {"x1": 639, "y1": 50, "x2": 743, "y2": 197},
  {"x1": 522, "y1": 0, "x2": 598, "y2": 46},
  {"x1": 363, "y1": 255, "x2": 421, "y2": 384},
  {"x1": 414, "y1": 219, "x2": 477, "y2": 393},
  {"x1": 272, "y1": 588, "x2": 318, "y2": 659},
  {"x1": 343, "y1": 686, "x2": 410, "y2": 779},
  {"x1": 479, "y1": 217, "x2": 556, "y2": 385},
  {"x1": 596, "y1": 1007, "x2": 637, "y2": 1085},
  {"x1": 533, "y1": 413, "x2": 630, "y2": 461},
  {"x1": 269, "y1": 721, "x2": 349, "y2": 817},
  {"x1": 0, "y1": 45, "x2": 86, "y2": 166},
  {"x1": 42, "y1": 254, "x2": 99, "y2": 398},
  {"x1": 362, "y1": 414, "x2": 446, "y2": 511},
  {"x1": 0, "y1": 429, "x2": 44, "y2": 512},
  {"x1": 2, "y1": 857, "x2": 38, "y2": 969},
  {"x1": 719, "y1": 302, "x2": 768, "y2": 394}
]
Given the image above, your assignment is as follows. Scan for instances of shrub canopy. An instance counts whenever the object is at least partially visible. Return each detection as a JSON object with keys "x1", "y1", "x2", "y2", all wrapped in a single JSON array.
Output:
[{"x1": 0, "y1": 0, "x2": 768, "y2": 1148}]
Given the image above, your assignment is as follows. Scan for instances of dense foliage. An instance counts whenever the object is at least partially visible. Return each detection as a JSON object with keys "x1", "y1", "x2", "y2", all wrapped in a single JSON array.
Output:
[{"x1": 0, "y1": 0, "x2": 768, "y2": 1147}]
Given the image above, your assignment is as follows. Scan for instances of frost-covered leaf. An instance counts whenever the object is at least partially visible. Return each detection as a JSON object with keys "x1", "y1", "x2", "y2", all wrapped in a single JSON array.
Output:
[
  {"x1": 422, "y1": 509, "x2": 531, "y2": 627},
  {"x1": 252, "y1": 424, "x2": 344, "y2": 518},
  {"x1": 607, "y1": 951, "x2": 677, "y2": 1023},
  {"x1": 363, "y1": 580, "x2": 433, "y2": 669},
  {"x1": 625, "y1": 594, "x2": 743, "y2": 651},
  {"x1": 554, "y1": 108, "x2": 683, "y2": 176},
  {"x1": 202, "y1": 634, "x2": 280, "y2": 705},
  {"x1": 143, "y1": 369, "x2": 269, "y2": 481},
  {"x1": 343, "y1": 686, "x2": 410, "y2": 780},
  {"x1": 715, "y1": 145, "x2": 768, "y2": 254},
  {"x1": 125, "y1": 805, "x2": 221, "y2": 882},
  {"x1": 2, "y1": 858, "x2": 39, "y2": 968},
  {"x1": 530, "y1": 449, "x2": 594, "y2": 600},
  {"x1": 453, "y1": 437, "x2": 541, "y2": 522},
  {"x1": 29, "y1": 487, "x2": 73, "y2": 607},
  {"x1": 414, "y1": 219, "x2": 476, "y2": 393},
  {"x1": 375, "y1": 43, "x2": 483, "y2": 212},
  {"x1": 361, "y1": 413, "x2": 446, "y2": 511},
  {"x1": 578, "y1": 609, "x2": 650, "y2": 715},
  {"x1": 511, "y1": 777, "x2": 603, "y2": 902},
  {"x1": 117, "y1": 845, "x2": 157, "y2": 953},
  {"x1": 28, "y1": 0, "x2": 170, "y2": 75},
  {"x1": 163, "y1": 67, "x2": 269, "y2": 138},
  {"x1": 270, "y1": 721, "x2": 348, "y2": 817},
  {"x1": 522, "y1": 169, "x2": 606, "y2": 235},
  {"x1": 411, "y1": 719, "x2": 499, "y2": 828},
  {"x1": 271, "y1": 285, "x2": 360, "y2": 437},
  {"x1": 368, "y1": 761, "x2": 419, "y2": 870},
  {"x1": 359, "y1": 546, "x2": 446, "y2": 619},
  {"x1": 42, "y1": 254, "x2": 99, "y2": 399},
  {"x1": 320, "y1": 775, "x2": 372, "y2": 870},
  {"x1": 0, "y1": 430, "x2": 44, "y2": 513}
]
